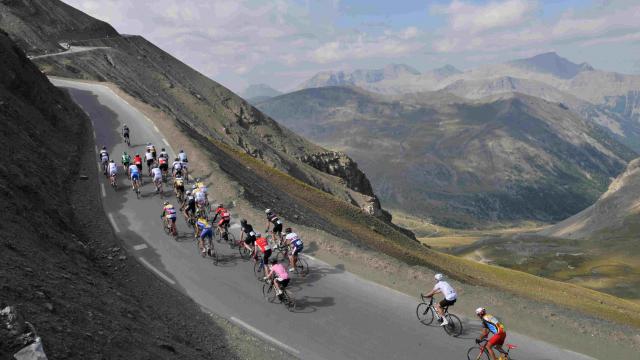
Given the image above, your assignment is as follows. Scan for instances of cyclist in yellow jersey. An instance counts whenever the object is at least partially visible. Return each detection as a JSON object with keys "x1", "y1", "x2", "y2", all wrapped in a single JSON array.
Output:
[
  {"x1": 196, "y1": 217, "x2": 213, "y2": 256},
  {"x1": 475, "y1": 307, "x2": 507, "y2": 360}
]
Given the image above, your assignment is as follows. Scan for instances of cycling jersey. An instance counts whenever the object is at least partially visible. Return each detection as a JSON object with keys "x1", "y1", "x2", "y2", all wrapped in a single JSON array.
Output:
[
  {"x1": 196, "y1": 182, "x2": 207, "y2": 194},
  {"x1": 266, "y1": 212, "x2": 282, "y2": 225},
  {"x1": 481, "y1": 314, "x2": 505, "y2": 334},
  {"x1": 145, "y1": 152, "x2": 154, "y2": 161},
  {"x1": 122, "y1": 154, "x2": 131, "y2": 164},
  {"x1": 433, "y1": 281, "x2": 457, "y2": 301},
  {"x1": 178, "y1": 152, "x2": 188, "y2": 162},
  {"x1": 99, "y1": 150, "x2": 109, "y2": 159},
  {"x1": 158, "y1": 157, "x2": 167, "y2": 165},
  {"x1": 255, "y1": 237, "x2": 271, "y2": 253},
  {"x1": 147, "y1": 145, "x2": 156, "y2": 153},
  {"x1": 163, "y1": 205, "x2": 177, "y2": 219},
  {"x1": 271, "y1": 263, "x2": 289, "y2": 281},
  {"x1": 174, "y1": 178, "x2": 184, "y2": 187},
  {"x1": 215, "y1": 207, "x2": 230, "y2": 220},
  {"x1": 195, "y1": 191, "x2": 206, "y2": 202},
  {"x1": 285, "y1": 232, "x2": 303, "y2": 248},
  {"x1": 151, "y1": 167, "x2": 162, "y2": 179},
  {"x1": 242, "y1": 223, "x2": 254, "y2": 235},
  {"x1": 172, "y1": 161, "x2": 183, "y2": 171},
  {"x1": 159, "y1": 151, "x2": 168, "y2": 159},
  {"x1": 123, "y1": 127, "x2": 129, "y2": 135},
  {"x1": 129, "y1": 164, "x2": 139, "y2": 175},
  {"x1": 108, "y1": 163, "x2": 118, "y2": 175},
  {"x1": 197, "y1": 218, "x2": 211, "y2": 230},
  {"x1": 134, "y1": 156, "x2": 142, "y2": 165}
]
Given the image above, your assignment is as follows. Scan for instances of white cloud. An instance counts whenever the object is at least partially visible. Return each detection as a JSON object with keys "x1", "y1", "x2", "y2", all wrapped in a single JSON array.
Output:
[
  {"x1": 433, "y1": 0, "x2": 535, "y2": 34},
  {"x1": 310, "y1": 34, "x2": 422, "y2": 63}
]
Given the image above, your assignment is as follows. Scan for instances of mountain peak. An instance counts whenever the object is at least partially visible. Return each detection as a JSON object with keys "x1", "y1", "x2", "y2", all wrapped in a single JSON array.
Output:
[
  {"x1": 509, "y1": 52, "x2": 592, "y2": 79},
  {"x1": 383, "y1": 63, "x2": 421, "y2": 76},
  {"x1": 241, "y1": 83, "x2": 282, "y2": 100},
  {"x1": 431, "y1": 64, "x2": 462, "y2": 78}
]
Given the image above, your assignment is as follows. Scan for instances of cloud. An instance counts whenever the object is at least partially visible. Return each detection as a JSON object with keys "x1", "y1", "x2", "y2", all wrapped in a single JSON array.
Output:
[
  {"x1": 433, "y1": 0, "x2": 535, "y2": 34},
  {"x1": 310, "y1": 33, "x2": 422, "y2": 63}
]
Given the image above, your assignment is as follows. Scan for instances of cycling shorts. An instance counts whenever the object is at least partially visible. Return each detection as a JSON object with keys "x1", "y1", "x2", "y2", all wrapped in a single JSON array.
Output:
[
  {"x1": 136, "y1": 164, "x2": 142, "y2": 171},
  {"x1": 272, "y1": 223, "x2": 283, "y2": 233},
  {"x1": 276, "y1": 278, "x2": 290, "y2": 288},
  {"x1": 439, "y1": 298, "x2": 456, "y2": 308},
  {"x1": 166, "y1": 216, "x2": 176, "y2": 223},
  {"x1": 262, "y1": 248, "x2": 272, "y2": 263},
  {"x1": 488, "y1": 332, "x2": 506, "y2": 347},
  {"x1": 292, "y1": 245, "x2": 303, "y2": 256},
  {"x1": 109, "y1": 169, "x2": 117, "y2": 177},
  {"x1": 218, "y1": 218, "x2": 230, "y2": 227},
  {"x1": 187, "y1": 203, "x2": 196, "y2": 213},
  {"x1": 146, "y1": 159, "x2": 154, "y2": 167},
  {"x1": 175, "y1": 185, "x2": 184, "y2": 192},
  {"x1": 131, "y1": 173, "x2": 140, "y2": 181},
  {"x1": 154, "y1": 175, "x2": 162, "y2": 182},
  {"x1": 123, "y1": 132, "x2": 129, "y2": 138},
  {"x1": 200, "y1": 227, "x2": 213, "y2": 240},
  {"x1": 244, "y1": 235, "x2": 256, "y2": 245},
  {"x1": 123, "y1": 161, "x2": 130, "y2": 167},
  {"x1": 159, "y1": 163, "x2": 168, "y2": 171}
]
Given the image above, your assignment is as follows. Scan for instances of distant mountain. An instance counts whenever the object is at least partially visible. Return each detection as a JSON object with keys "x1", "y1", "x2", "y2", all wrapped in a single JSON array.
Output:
[
  {"x1": 508, "y1": 52, "x2": 594, "y2": 79},
  {"x1": 431, "y1": 64, "x2": 462, "y2": 79},
  {"x1": 257, "y1": 86, "x2": 636, "y2": 227},
  {"x1": 299, "y1": 63, "x2": 421, "y2": 89},
  {"x1": 241, "y1": 83, "x2": 282, "y2": 102}
]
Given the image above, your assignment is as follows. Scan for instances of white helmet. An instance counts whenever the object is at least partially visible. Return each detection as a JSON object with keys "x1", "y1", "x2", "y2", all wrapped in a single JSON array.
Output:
[
  {"x1": 475, "y1": 307, "x2": 486, "y2": 316},
  {"x1": 186, "y1": 190, "x2": 191, "y2": 195},
  {"x1": 265, "y1": 209, "x2": 271, "y2": 214},
  {"x1": 434, "y1": 273, "x2": 444, "y2": 281}
]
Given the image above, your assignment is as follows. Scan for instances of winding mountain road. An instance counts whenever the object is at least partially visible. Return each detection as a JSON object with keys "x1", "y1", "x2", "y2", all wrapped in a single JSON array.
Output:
[{"x1": 51, "y1": 77, "x2": 595, "y2": 360}]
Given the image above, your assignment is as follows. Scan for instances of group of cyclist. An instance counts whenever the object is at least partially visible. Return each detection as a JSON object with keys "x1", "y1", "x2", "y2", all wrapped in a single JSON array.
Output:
[
  {"x1": 109, "y1": 125, "x2": 500, "y2": 353},
  {"x1": 424, "y1": 273, "x2": 508, "y2": 360}
]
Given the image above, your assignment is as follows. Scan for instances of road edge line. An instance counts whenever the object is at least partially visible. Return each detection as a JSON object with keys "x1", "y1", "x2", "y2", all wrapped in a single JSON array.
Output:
[
  {"x1": 230, "y1": 316, "x2": 301, "y2": 356},
  {"x1": 107, "y1": 213, "x2": 121, "y2": 233},
  {"x1": 138, "y1": 257, "x2": 176, "y2": 285}
]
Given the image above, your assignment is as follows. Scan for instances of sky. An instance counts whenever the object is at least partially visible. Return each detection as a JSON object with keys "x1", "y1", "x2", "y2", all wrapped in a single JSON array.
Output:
[{"x1": 62, "y1": 0, "x2": 640, "y2": 93}]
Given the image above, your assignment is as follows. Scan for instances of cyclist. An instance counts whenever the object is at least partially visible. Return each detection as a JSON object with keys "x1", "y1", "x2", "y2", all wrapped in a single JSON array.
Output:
[
  {"x1": 128, "y1": 162, "x2": 141, "y2": 192},
  {"x1": 99, "y1": 146, "x2": 109, "y2": 176},
  {"x1": 240, "y1": 219, "x2": 257, "y2": 255},
  {"x1": 144, "y1": 148, "x2": 154, "y2": 176},
  {"x1": 121, "y1": 151, "x2": 131, "y2": 175},
  {"x1": 122, "y1": 124, "x2": 130, "y2": 144},
  {"x1": 133, "y1": 153, "x2": 143, "y2": 174},
  {"x1": 254, "y1": 232, "x2": 272, "y2": 276},
  {"x1": 423, "y1": 273, "x2": 457, "y2": 326},
  {"x1": 178, "y1": 149, "x2": 188, "y2": 163},
  {"x1": 265, "y1": 209, "x2": 284, "y2": 244},
  {"x1": 475, "y1": 308, "x2": 507, "y2": 360},
  {"x1": 195, "y1": 179, "x2": 209, "y2": 205},
  {"x1": 108, "y1": 159, "x2": 118, "y2": 186},
  {"x1": 161, "y1": 201, "x2": 177, "y2": 235},
  {"x1": 283, "y1": 227, "x2": 303, "y2": 272},
  {"x1": 146, "y1": 142, "x2": 157, "y2": 160},
  {"x1": 212, "y1": 203, "x2": 231, "y2": 240},
  {"x1": 172, "y1": 157, "x2": 183, "y2": 178},
  {"x1": 158, "y1": 149, "x2": 169, "y2": 179},
  {"x1": 181, "y1": 160, "x2": 189, "y2": 182},
  {"x1": 196, "y1": 217, "x2": 213, "y2": 256},
  {"x1": 265, "y1": 258, "x2": 289, "y2": 301},
  {"x1": 194, "y1": 185, "x2": 207, "y2": 214},
  {"x1": 182, "y1": 190, "x2": 196, "y2": 223},
  {"x1": 151, "y1": 164, "x2": 162, "y2": 193},
  {"x1": 174, "y1": 175, "x2": 185, "y2": 200}
]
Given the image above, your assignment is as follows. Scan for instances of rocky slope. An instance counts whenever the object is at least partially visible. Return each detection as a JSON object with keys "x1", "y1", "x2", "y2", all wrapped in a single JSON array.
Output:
[
  {"x1": 257, "y1": 86, "x2": 636, "y2": 227},
  {"x1": 0, "y1": 0, "x2": 390, "y2": 221},
  {"x1": 0, "y1": 29, "x2": 274, "y2": 359},
  {"x1": 0, "y1": 0, "x2": 118, "y2": 55}
]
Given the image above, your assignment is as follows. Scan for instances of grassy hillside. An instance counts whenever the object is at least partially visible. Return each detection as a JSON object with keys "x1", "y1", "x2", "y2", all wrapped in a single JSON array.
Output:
[{"x1": 257, "y1": 86, "x2": 636, "y2": 227}]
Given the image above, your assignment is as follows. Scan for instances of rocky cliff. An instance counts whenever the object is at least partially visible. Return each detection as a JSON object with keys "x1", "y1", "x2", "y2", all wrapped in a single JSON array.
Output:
[{"x1": 300, "y1": 151, "x2": 374, "y2": 196}]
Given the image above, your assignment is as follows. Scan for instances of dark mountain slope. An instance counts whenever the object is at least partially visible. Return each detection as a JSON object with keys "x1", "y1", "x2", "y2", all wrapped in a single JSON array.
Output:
[
  {"x1": 257, "y1": 86, "x2": 636, "y2": 227},
  {"x1": 0, "y1": 0, "x2": 118, "y2": 55}
]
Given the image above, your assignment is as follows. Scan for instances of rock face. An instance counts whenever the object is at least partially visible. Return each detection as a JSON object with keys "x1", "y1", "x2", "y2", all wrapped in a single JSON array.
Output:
[
  {"x1": 257, "y1": 86, "x2": 636, "y2": 227},
  {"x1": 300, "y1": 151, "x2": 374, "y2": 196}
]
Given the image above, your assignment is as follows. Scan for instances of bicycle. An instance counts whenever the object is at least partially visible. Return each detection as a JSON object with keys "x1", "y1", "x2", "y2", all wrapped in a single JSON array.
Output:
[
  {"x1": 253, "y1": 255, "x2": 269, "y2": 280},
  {"x1": 274, "y1": 243, "x2": 309, "y2": 275},
  {"x1": 110, "y1": 173, "x2": 118, "y2": 190},
  {"x1": 123, "y1": 133, "x2": 130, "y2": 146},
  {"x1": 262, "y1": 278, "x2": 295, "y2": 312},
  {"x1": 215, "y1": 222, "x2": 234, "y2": 245},
  {"x1": 416, "y1": 294, "x2": 463, "y2": 337},
  {"x1": 163, "y1": 217, "x2": 178, "y2": 239},
  {"x1": 233, "y1": 238, "x2": 253, "y2": 260},
  {"x1": 467, "y1": 339, "x2": 516, "y2": 360},
  {"x1": 202, "y1": 237, "x2": 218, "y2": 265}
]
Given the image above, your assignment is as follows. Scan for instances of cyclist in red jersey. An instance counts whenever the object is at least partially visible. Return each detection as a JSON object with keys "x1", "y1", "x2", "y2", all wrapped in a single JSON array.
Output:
[
  {"x1": 212, "y1": 203, "x2": 231, "y2": 240},
  {"x1": 133, "y1": 154, "x2": 143, "y2": 173},
  {"x1": 253, "y1": 232, "x2": 272, "y2": 276}
]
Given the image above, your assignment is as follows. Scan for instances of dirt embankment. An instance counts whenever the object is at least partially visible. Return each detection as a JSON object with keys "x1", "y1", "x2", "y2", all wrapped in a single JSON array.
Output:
[{"x1": 0, "y1": 31, "x2": 285, "y2": 359}]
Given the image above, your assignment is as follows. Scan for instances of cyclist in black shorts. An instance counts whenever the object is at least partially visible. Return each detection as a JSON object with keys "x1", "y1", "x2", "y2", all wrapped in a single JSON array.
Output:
[
  {"x1": 182, "y1": 190, "x2": 196, "y2": 223},
  {"x1": 122, "y1": 125, "x2": 130, "y2": 143},
  {"x1": 265, "y1": 209, "x2": 284, "y2": 244},
  {"x1": 240, "y1": 219, "x2": 257, "y2": 254}
]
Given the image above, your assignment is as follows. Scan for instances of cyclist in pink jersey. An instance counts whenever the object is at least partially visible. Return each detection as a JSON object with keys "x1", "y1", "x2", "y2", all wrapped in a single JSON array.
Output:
[{"x1": 265, "y1": 259, "x2": 289, "y2": 300}]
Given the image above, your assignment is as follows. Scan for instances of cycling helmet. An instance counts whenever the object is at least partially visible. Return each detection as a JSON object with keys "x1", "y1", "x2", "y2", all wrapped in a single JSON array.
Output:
[
  {"x1": 254, "y1": 232, "x2": 262, "y2": 237},
  {"x1": 180, "y1": 149, "x2": 184, "y2": 153},
  {"x1": 192, "y1": 185, "x2": 197, "y2": 189},
  {"x1": 123, "y1": 151, "x2": 128, "y2": 155},
  {"x1": 163, "y1": 201, "x2": 169, "y2": 206},
  {"x1": 475, "y1": 307, "x2": 486, "y2": 316},
  {"x1": 161, "y1": 148, "x2": 165, "y2": 151},
  {"x1": 240, "y1": 219, "x2": 247, "y2": 225},
  {"x1": 218, "y1": 203, "x2": 224, "y2": 208},
  {"x1": 109, "y1": 159, "x2": 114, "y2": 163},
  {"x1": 147, "y1": 142, "x2": 151, "y2": 146},
  {"x1": 265, "y1": 209, "x2": 271, "y2": 214},
  {"x1": 136, "y1": 153, "x2": 140, "y2": 156},
  {"x1": 102, "y1": 146, "x2": 107, "y2": 150},
  {"x1": 285, "y1": 227, "x2": 292, "y2": 233},
  {"x1": 434, "y1": 273, "x2": 444, "y2": 281},
  {"x1": 186, "y1": 190, "x2": 191, "y2": 195}
]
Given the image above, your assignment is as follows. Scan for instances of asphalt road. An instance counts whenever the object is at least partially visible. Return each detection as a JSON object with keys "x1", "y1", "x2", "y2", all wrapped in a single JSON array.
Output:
[{"x1": 51, "y1": 77, "x2": 596, "y2": 360}]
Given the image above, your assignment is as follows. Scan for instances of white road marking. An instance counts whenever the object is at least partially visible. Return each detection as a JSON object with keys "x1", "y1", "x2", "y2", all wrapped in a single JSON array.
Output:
[
  {"x1": 101, "y1": 183, "x2": 106, "y2": 197},
  {"x1": 162, "y1": 138, "x2": 170, "y2": 147},
  {"x1": 138, "y1": 257, "x2": 176, "y2": 285},
  {"x1": 107, "y1": 213, "x2": 120, "y2": 233},
  {"x1": 92, "y1": 130, "x2": 96, "y2": 140},
  {"x1": 97, "y1": 163, "x2": 102, "y2": 172},
  {"x1": 133, "y1": 244, "x2": 148, "y2": 251},
  {"x1": 154, "y1": 125, "x2": 160, "y2": 132},
  {"x1": 94, "y1": 146, "x2": 98, "y2": 153},
  {"x1": 230, "y1": 317, "x2": 300, "y2": 356}
]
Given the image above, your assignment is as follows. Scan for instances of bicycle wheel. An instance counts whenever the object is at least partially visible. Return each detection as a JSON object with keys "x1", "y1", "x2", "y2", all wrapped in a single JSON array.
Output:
[
  {"x1": 275, "y1": 251, "x2": 288, "y2": 264},
  {"x1": 238, "y1": 243, "x2": 251, "y2": 260},
  {"x1": 283, "y1": 291, "x2": 296, "y2": 312},
  {"x1": 295, "y1": 257, "x2": 309, "y2": 275},
  {"x1": 227, "y1": 231, "x2": 236, "y2": 249},
  {"x1": 416, "y1": 303, "x2": 434, "y2": 325},
  {"x1": 443, "y1": 313, "x2": 463, "y2": 337},
  {"x1": 253, "y1": 261, "x2": 265, "y2": 280},
  {"x1": 467, "y1": 346, "x2": 490, "y2": 360},
  {"x1": 262, "y1": 282, "x2": 276, "y2": 303}
]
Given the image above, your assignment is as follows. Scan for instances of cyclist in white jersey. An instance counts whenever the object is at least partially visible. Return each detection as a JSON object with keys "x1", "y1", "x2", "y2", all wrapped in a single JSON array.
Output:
[
  {"x1": 424, "y1": 273, "x2": 457, "y2": 326},
  {"x1": 151, "y1": 165, "x2": 162, "y2": 193}
]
